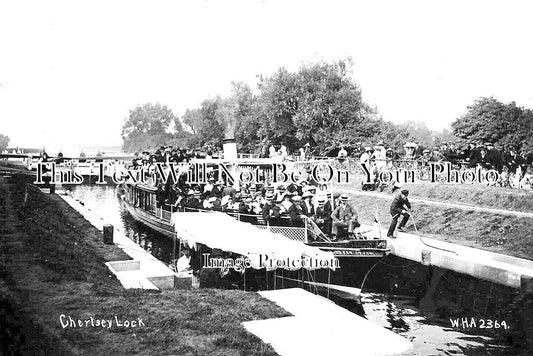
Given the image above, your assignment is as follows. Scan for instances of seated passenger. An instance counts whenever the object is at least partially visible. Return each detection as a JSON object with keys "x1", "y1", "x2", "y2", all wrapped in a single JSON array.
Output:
[
  {"x1": 211, "y1": 196, "x2": 222, "y2": 211},
  {"x1": 203, "y1": 177, "x2": 215, "y2": 199},
  {"x1": 287, "y1": 195, "x2": 305, "y2": 227},
  {"x1": 301, "y1": 191, "x2": 315, "y2": 217},
  {"x1": 221, "y1": 195, "x2": 232, "y2": 211},
  {"x1": 221, "y1": 183, "x2": 236, "y2": 198},
  {"x1": 185, "y1": 190, "x2": 202, "y2": 210},
  {"x1": 261, "y1": 192, "x2": 279, "y2": 225},
  {"x1": 331, "y1": 194, "x2": 360, "y2": 240},
  {"x1": 313, "y1": 195, "x2": 332, "y2": 236},
  {"x1": 240, "y1": 197, "x2": 257, "y2": 224}
]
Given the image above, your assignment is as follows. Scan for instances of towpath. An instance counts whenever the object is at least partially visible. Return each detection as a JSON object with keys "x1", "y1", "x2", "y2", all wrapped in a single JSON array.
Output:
[{"x1": 337, "y1": 188, "x2": 533, "y2": 219}]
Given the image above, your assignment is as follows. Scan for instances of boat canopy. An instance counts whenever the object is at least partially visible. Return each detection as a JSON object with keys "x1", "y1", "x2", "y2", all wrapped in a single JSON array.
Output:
[{"x1": 171, "y1": 212, "x2": 337, "y2": 271}]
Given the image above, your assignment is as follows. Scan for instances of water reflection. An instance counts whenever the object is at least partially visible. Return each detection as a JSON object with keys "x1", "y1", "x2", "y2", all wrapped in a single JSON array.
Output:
[
  {"x1": 66, "y1": 185, "x2": 176, "y2": 264},
  {"x1": 67, "y1": 185, "x2": 528, "y2": 356},
  {"x1": 361, "y1": 293, "x2": 497, "y2": 355}
]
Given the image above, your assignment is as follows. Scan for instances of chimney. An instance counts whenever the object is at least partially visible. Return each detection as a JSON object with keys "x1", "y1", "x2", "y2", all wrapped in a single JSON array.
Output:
[{"x1": 223, "y1": 137, "x2": 237, "y2": 161}]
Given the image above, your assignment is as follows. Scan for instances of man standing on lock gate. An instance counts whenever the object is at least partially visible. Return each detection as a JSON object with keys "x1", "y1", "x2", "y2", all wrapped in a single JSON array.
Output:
[{"x1": 387, "y1": 189, "x2": 412, "y2": 238}]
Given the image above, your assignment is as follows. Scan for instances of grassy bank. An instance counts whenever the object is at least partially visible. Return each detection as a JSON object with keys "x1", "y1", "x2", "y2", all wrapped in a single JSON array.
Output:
[
  {"x1": 342, "y1": 190, "x2": 533, "y2": 260},
  {"x1": 0, "y1": 175, "x2": 287, "y2": 355},
  {"x1": 336, "y1": 177, "x2": 533, "y2": 213}
]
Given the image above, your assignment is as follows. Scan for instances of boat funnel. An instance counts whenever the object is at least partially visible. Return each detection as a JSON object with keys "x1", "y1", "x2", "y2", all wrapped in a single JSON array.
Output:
[{"x1": 223, "y1": 138, "x2": 237, "y2": 160}]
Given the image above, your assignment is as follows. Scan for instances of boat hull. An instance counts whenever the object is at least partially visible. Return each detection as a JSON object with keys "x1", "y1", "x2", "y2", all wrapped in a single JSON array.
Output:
[{"x1": 122, "y1": 197, "x2": 176, "y2": 238}]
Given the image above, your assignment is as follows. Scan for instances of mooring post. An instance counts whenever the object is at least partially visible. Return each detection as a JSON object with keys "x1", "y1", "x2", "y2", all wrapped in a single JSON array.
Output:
[
  {"x1": 103, "y1": 224, "x2": 114, "y2": 244},
  {"x1": 520, "y1": 275, "x2": 533, "y2": 351},
  {"x1": 421, "y1": 250, "x2": 431, "y2": 266},
  {"x1": 49, "y1": 184, "x2": 55, "y2": 194}
]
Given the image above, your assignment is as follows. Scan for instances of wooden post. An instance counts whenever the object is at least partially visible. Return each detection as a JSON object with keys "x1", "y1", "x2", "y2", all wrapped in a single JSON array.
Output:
[
  {"x1": 103, "y1": 224, "x2": 114, "y2": 244},
  {"x1": 421, "y1": 250, "x2": 431, "y2": 266},
  {"x1": 521, "y1": 276, "x2": 533, "y2": 351}
]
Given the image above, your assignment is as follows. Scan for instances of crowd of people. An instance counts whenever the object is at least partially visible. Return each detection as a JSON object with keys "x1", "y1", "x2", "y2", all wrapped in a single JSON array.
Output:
[
  {"x1": 353, "y1": 140, "x2": 530, "y2": 171},
  {"x1": 131, "y1": 145, "x2": 222, "y2": 166},
  {"x1": 351, "y1": 140, "x2": 533, "y2": 190},
  {"x1": 149, "y1": 168, "x2": 361, "y2": 241},
  {"x1": 130, "y1": 139, "x2": 533, "y2": 196},
  {"x1": 125, "y1": 139, "x2": 532, "y2": 242}
]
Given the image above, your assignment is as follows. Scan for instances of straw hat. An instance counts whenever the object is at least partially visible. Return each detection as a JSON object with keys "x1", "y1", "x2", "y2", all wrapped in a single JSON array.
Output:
[{"x1": 302, "y1": 191, "x2": 313, "y2": 199}]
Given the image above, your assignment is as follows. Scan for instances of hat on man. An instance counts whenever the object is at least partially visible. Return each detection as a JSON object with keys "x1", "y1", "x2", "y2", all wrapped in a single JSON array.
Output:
[
  {"x1": 291, "y1": 195, "x2": 302, "y2": 202},
  {"x1": 333, "y1": 192, "x2": 341, "y2": 199},
  {"x1": 302, "y1": 191, "x2": 313, "y2": 199},
  {"x1": 266, "y1": 191, "x2": 274, "y2": 199},
  {"x1": 283, "y1": 191, "x2": 293, "y2": 199},
  {"x1": 221, "y1": 195, "x2": 230, "y2": 206},
  {"x1": 401, "y1": 189, "x2": 409, "y2": 196},
  {"x1": 376, "y1": 140, "x2": 384, "y2": 146},
  {"x1": 365, "y1": 147, "x2": 372, "y2": 151},
  {"x1": 393, "y1": 181, "x2": 403, "y2": 189},
  {"x1": 208, "y1": 176, "x2": 215, "y2": 182},
  {"x1": 340, "y1": 193, "x2": 349, "y2": 201},
  {"x1": 317, "y1": 195, "x2": 327, "y2": 205}
]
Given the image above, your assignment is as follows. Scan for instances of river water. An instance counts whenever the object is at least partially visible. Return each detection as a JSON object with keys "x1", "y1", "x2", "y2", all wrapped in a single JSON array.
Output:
[{"x1": 66, "y1": 185, "x2": 528, "y2": 356}]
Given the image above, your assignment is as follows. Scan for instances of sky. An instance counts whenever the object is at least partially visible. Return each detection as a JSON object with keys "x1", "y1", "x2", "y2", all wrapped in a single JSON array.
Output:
[{"x1": 1, "y1": 0, "x2": 532, "y2": 154}]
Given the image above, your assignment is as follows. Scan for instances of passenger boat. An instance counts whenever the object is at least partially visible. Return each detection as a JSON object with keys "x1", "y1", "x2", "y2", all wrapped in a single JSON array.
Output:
[
  {"x1": 121, "y1": 181, "x2": 177, "y2": 238},
  {"x1": 120, "y1": 178, "x2": 389, "y2": 259}
]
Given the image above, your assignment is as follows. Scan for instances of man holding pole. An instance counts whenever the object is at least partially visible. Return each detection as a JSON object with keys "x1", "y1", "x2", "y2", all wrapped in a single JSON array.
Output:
[{"x1": 387, "y1": 189, "x2": 411, "y2": 238}]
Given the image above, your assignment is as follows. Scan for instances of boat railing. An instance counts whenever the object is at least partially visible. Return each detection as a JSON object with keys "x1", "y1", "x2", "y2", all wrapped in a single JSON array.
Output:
[
  {"x1": 156, "y1": 201, "x2": 181, "y2": 221},
  {"x1": 179, "y1": 206, "x2": 317, "y2": 243}
]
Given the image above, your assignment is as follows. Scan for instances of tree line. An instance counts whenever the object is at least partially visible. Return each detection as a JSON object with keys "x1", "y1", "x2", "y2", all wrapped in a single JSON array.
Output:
[
  {"x1": 121, "y1": 59, "x2": 532, "y2": 158},
  {"x1": 0, "y1": 134, "x2": 9, "y2": 151}
]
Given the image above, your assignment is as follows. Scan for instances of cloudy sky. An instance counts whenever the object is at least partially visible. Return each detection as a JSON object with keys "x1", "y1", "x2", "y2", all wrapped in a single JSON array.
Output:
[{"x1": 1, "y1": 0, "x2": 532, "y2": 153}]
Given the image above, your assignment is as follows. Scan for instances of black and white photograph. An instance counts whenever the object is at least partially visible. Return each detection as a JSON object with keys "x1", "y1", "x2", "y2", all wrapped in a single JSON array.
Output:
[{"x1": 1, "y1": 1, "x2": 533, "y2": 355}]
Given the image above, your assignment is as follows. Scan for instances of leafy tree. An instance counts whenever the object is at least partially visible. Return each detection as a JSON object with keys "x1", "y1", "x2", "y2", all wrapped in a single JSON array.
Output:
[
  {"x1": 293, "y1": 61, "x2": 355, "y2": 151},
  {"x1": 121, "y1": 103, "x2": 178, "y2": 152},
  {"x1": 0, "y1": 133, "x2": 9, "y2": 151},
  {"x1": 180, "y1": 59, "x2": 514, "y2": 158},
  {"x1": 181, "y1": 83, "x2": 259, "y2": 151},
  {"x1": 253, "y1": 59, "x2": 379, "y2": 155},
  {"x1": 182, "y1": 97, "x2": 225, "y2": 149},
  {"x1": 232, "y1": 82, "x2": 260, "y2": 152},
  {"x1": 452, "y1": 97, "x2": 533, "y2": 154},
  {"x1": 255, "y1": 68, "x2": 299, "y2": 150},
  {"x1": 182, "y1": 108, "x2": 202, "y2": 136}
]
